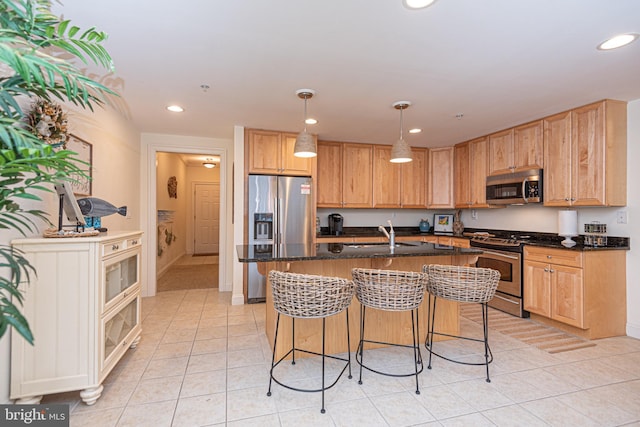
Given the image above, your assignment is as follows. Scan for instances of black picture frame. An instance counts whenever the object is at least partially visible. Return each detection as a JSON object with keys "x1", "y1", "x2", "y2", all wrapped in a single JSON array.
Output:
[{"x1": 433, "y1": 213, "x2": 454, "y2": 235}]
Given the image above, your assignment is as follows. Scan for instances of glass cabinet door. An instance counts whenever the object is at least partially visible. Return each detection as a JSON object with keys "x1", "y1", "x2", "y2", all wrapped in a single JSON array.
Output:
[
  {"x1": 103, "y1": 297, "x2": 138, "y2": 363},
  {"x1": 104, "y1": 252, "x2": 139, "y2": 306}
]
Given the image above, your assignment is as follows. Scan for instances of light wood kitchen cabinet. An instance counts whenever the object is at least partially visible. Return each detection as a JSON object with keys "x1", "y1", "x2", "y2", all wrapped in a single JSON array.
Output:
[
  {"x1": 246, "y1": 129, "x2": 314, "y2": 176},
  {"x1": 427, "y1": 146, "x2": 454, "y2": 208},
  {"x1": 317, "y1": 141, "x2": 372, "y2": 208},
  {"x1": 523, "y1": 245, "x2": 626, "y2": 339},
  {"x1": 316, "y1": 141, "x2": 343, "y2": 207},
  {"x1": 488, "y1": 122, "x2": 543, "y2": 175},
  {"x1": 342, "y1": 143, "x2": 373, "y2": 208},
  {"x1": 10, "y1": 231, "x2": 143, "y2": 405},
  {"x1": 454, "y1": 137, "x2": 489, "y2": 208},
  {"x1": 372, "y1": 145, "x2": 428, "y2": 208},
  {"x1": 401, "y1": 147, "x2": 428, "y2": 208},
  {"x1": 372, "y1": 145, "x2": 401, "y2": 208},
  {"x1": 543, "y1": 100, "x2": 627, "y2": 207}
]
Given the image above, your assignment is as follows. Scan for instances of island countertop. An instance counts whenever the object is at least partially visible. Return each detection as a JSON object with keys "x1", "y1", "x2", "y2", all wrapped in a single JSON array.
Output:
[{"x1": 236, "y1": 242, "x2": 483, "y2": 263}]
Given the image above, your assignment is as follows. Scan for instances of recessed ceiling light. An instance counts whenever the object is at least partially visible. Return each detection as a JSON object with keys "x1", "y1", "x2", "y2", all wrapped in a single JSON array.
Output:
[
  {"x1": 167, "y1": 105, "x2": 184, "y2": 113},
  {"x1": 305, "y1": 118, "x2": 318, "y2": 125},
  {"x1": 597, "y1": 33, "x2": 639, "y2": 50},
  {"x1": 403, "y1": 0, "x2": 437, "y2": 10},
  {"x1": 409, "y1": 128, "x2": 422, "y2": 134}
]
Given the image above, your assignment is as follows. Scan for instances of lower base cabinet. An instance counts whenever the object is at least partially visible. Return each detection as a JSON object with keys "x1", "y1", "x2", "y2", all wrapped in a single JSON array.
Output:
[
  {"x1": 523, "y1": 246, "x2": 626, "y2": 339},
  {"x1": 10, "y1": 231, "x2": 143, "y2": 405}
]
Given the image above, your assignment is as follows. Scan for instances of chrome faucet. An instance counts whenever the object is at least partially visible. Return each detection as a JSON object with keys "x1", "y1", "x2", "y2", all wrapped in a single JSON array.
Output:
[{"x1": 378, "y1": 220, "x2": 395, "y2": 248}]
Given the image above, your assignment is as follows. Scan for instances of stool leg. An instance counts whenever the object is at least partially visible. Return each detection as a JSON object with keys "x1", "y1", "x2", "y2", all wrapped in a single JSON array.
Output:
[
  {"x1": 321, "y1": 317, "x2": 326, "y2": 413},
  {"x1": 411, "y1": 308, "x2": 420, "y2": 395},
  {"x1": 290, "y1": 318, "x2": 296, "y2": 365},
  {"x1": 427, "y1": 296, "x2": 437, "y2": 370},
  {"x1": 482, "y1": 302, "x2": 491, "y2": 383},
  {"x1": 358, "y1": 305, "x2": 366, "y2": 385},
  {"x1": 346, "y1": 308, "x2": 352, "y2": 379},
  {"x1": 267, "y1": 313, "x2": 281, "y2": 397}
]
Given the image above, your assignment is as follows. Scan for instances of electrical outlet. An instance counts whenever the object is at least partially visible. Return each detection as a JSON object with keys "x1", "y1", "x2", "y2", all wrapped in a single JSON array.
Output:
[
  {"x1": 617, "y1": 210, "x2": 627, "y2": 224},
  {"x1": 471, "y1": 209, "x2": 478, "y2": 220}
]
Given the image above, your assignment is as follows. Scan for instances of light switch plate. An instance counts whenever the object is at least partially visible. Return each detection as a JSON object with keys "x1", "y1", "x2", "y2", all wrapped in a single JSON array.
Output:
[{"x1": 617, "y1": 210, "x2": 627, "y2": 224}]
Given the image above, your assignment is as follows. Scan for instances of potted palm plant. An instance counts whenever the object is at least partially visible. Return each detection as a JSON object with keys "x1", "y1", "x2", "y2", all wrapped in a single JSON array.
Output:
[{"x1": 0, "y1": 0, "x2": 117, "y2": 343}]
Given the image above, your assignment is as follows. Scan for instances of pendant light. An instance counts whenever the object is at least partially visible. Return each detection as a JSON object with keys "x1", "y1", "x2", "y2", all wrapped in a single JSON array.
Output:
[
  {"x1": 294, "y1": 89, "x2": 317, "y2": 158},
  {"x1": 390, "y1": 101, "x2": 413, "y2": 163}
]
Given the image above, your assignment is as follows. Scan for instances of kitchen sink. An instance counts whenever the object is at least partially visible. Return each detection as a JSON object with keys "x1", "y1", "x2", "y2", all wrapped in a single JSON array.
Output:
[{"x1": 344, "y1": 242, "x2": 418, "y2": 249}]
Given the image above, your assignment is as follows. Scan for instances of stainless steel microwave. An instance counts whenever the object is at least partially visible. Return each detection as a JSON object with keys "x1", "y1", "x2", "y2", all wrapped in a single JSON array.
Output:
[{"x1": 486, "y1": 169, "x2": 542, "y2": 205}]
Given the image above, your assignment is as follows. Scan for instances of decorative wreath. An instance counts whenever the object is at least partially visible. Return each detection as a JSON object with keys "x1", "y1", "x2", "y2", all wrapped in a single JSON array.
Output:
[{"x1": 27, "y1": 99, "x2": 69, "y2": 148}]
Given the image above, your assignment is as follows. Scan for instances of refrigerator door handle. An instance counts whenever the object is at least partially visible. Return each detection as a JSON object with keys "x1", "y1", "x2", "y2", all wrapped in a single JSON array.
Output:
[{"x1": 274, "y1": 197, "x2": 281, "y2": 245}]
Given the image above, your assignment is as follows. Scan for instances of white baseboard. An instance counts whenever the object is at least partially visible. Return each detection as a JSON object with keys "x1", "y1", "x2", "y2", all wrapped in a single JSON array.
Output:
[
  {"x1": 231, "y1": 293, "x2": 245, "y2": 306},
  {"x1": 627, "y1": 321, "x2": 640, "y2": 339}
]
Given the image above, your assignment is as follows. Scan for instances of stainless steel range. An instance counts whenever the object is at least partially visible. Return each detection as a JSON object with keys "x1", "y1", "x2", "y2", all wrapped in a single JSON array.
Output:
[{"x1": 469, "y1": 234, "x2": 529, "y2": 318}]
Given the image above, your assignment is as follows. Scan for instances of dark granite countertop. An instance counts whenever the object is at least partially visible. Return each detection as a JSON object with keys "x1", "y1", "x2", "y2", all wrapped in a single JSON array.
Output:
[
  {"x1": 236, "y1": 242, "x2": 482, "y2": 263},
  {"x1": 317, "y1": 226, "x2": 630, "y2": 251}
]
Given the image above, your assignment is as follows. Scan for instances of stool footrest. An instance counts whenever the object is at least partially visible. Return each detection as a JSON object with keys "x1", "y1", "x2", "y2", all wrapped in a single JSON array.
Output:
[
  {"x1": 356, "y1": 340, "x2": 424, "y2": 378},
  {"x1": 270, "y1": 347, "x2": 351, "y2": 394},
  {"x1": 425, "y1": 335, "x2": 494, "y2": 367}
]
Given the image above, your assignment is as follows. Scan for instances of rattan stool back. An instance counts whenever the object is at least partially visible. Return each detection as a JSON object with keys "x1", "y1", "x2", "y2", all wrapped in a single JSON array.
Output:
[
  {"x1": 269, "y1": 270, "x2": 355, "y2": 319},
  {"x1": 423, "y1": 264, "x2": 500, "y2": 303},
  {"x1": 352, "y1": 268, "x2": 428, "y2": 311}
]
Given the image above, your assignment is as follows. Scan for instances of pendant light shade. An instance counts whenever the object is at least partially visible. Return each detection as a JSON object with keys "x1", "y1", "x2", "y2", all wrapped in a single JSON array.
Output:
[
  {"x1": 390, "y1": 101, "x2": 413, "y2": 163},
  {"x1": 294, "y1": 89, "x2": 317, "y2": 158}
]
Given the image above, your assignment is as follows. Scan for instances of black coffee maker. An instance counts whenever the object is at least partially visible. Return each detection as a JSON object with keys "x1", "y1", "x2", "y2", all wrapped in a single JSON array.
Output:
[{"x1": 328, "y1": 213, "x2": 344, "y2": 236}]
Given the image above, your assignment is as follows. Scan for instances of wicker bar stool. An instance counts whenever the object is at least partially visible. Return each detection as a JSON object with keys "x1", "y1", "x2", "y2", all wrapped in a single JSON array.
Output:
[
  {"x1": 266, "y1": 270, "x2": 355, "y2": 414},
  {"x1": 423, "y1": 264, "x2": 500, "y2": 382},
  {"x1": 351, "y1": 268, "x2": 429, "y2": 395}
]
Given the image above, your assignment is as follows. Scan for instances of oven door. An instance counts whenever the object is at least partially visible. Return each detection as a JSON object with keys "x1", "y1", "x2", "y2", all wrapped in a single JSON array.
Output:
[
  {"x1": 475, "y1": 248, "x2": 527, "y2": 317},
  {"x1": 475, "y1": 249, "x2": 521, "y2": 296}
]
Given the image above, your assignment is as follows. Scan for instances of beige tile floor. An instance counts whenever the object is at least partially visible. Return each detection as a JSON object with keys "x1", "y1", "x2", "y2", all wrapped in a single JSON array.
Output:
[{"x1": 43, "y1": 288, "x2": 640, "y2": 426}]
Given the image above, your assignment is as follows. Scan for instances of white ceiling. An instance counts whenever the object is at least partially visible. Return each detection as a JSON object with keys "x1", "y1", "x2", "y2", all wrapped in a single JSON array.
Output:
[{"x1": 54, "y1": 0, "x2": 640, "y2": 148}]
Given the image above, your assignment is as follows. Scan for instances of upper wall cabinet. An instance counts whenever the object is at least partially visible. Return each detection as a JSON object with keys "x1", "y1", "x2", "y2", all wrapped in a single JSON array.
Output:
[
  {"x1": 427, "y1": 146, "x2": 454, "y2": 209},
  {"x1": 372, "y1": 146, "x2": 428, "y2": 208},
  {"x1": 488, "y1": 121, "x2": 543, "y2": 176},
  {"x1": 342, "y1": 143, "x2": 373, "y2": 208},
  {"x1": 401, "y1": 147, "x2": 428, "y2": 208},
  {"x1": 316, "y1": 141, "x2": 343, "y2": 207},
  {"x1": 543, "y1": 100, "x2": 627, "y2": 207},
  {"x1": 246, "y1": 129, "x2": 315, "y2": 176},
  {"x1": 372, "y1": 145, "x2": 401, "y2": 208},
  {"x1": 317, "y1": 141, "x2": 373, "y2": 208},
  {"x1": 455, "y1": 137, "x2": 489, "y2": 208}
]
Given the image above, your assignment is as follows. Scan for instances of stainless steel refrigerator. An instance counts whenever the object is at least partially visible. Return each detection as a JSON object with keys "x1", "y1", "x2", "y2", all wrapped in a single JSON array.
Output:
[{"x1": 247, "y1": 175, "x2": 314, "y2": 302}]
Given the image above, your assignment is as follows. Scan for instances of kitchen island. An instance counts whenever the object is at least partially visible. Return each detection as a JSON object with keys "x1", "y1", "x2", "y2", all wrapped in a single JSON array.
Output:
[{"x1": 237, "y1": 242, "x2": 482, "y2": 358}]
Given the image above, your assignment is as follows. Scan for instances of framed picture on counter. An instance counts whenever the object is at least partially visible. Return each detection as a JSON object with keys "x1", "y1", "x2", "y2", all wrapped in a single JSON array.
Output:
[{"x1": 433, "y1": 214, "x2": 454, "y2": 235}]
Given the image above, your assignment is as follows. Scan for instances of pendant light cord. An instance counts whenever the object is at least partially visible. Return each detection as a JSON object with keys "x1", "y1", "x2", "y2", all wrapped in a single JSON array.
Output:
[
  {"x1": 303, "y1": 95, "x2": 308, "y2": 132},
  {"x1": 399, "y1": 105, "x2": 404, "y2": 140}
]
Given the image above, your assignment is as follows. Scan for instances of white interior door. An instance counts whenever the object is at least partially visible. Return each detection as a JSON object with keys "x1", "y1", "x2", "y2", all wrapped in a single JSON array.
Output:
[{"x1": 194, "y1": 183, "x2": 219, "y2": 254}]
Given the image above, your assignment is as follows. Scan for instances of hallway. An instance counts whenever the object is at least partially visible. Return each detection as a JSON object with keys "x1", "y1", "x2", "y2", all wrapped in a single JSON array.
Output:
[{"x1": 157, "y1": 255, "x2": 219, "y2": 292}]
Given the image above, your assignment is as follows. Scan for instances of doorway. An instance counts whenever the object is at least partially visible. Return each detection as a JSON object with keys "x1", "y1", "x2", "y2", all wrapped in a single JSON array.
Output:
[{"x1": 155, "y1": 152, "x2": 220, "y2": 292}]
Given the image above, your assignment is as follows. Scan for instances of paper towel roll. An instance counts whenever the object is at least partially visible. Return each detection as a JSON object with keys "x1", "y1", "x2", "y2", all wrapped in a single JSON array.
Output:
[{"x1": 558, "y1": 210, "x2": 578, "y2": 236}]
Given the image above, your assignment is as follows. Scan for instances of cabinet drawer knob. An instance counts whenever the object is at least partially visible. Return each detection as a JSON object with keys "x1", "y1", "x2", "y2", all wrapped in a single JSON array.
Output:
[
  {"x1": 112, "y1": 244, "x2": 119, "y2": 250},
  {"x1": 550, "y1": 269, "x2": 555, "y2": 273},
  {"x1": 544, "y1": 268, "x2": 549, "y2": 272},
  {"x1": 547, "y1": 255, "x2": 552, "y2": 259}
]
